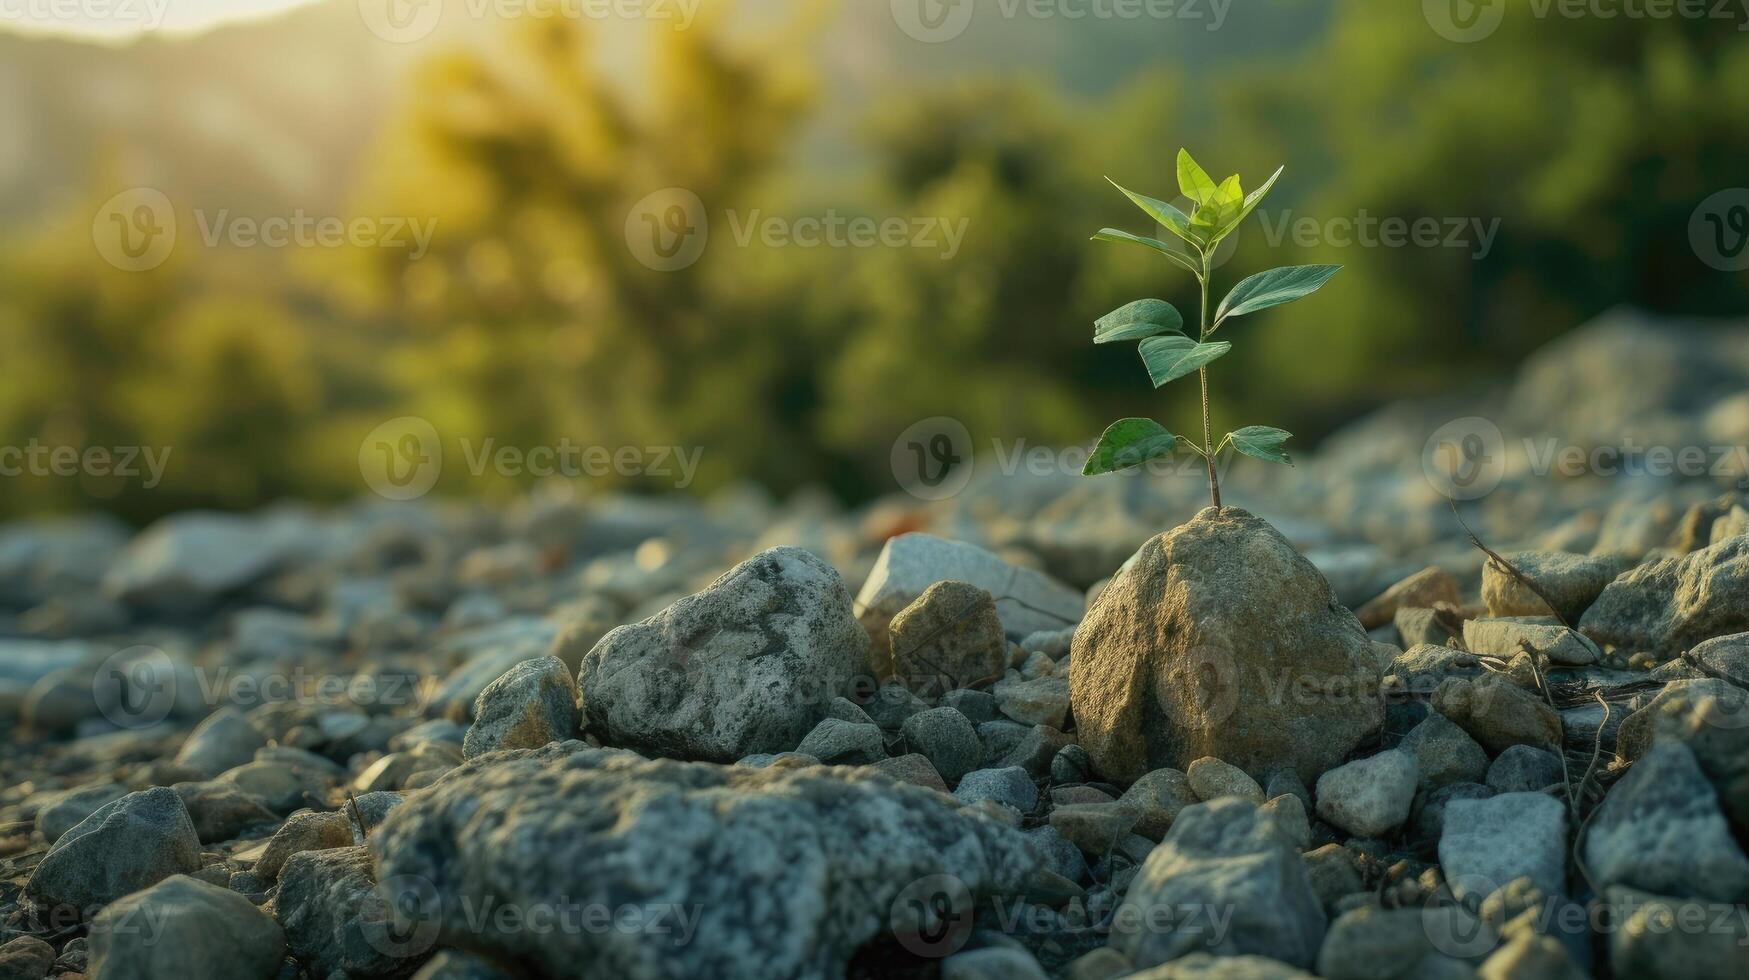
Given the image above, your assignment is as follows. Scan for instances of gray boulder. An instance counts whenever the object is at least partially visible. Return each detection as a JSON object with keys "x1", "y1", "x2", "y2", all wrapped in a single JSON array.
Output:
[
  {"x1": 174, "y1": 707, "x2": 269, "y2": 778},
  {"x1": 1584, "y1": 739, "x2": 1749, "y2": 901},
  {"x1": 88, "y1": 874, "x2": 285, "y2": 980},
  {"x1": 794, "y1": 717, "x2": 885, "y2": 765},
  {"x1": 462, "y1": 656, "x2": 579, "y2": 759},
  {"x1": 1399, "y1": 712, "x2": 1489, "y2": 789},
  {"x1": 1112, "y1": 798, "x2": 1326, "y2": 969},
  {"x1": 1431, "y1": 674, "x2": 1563, "y2": 755},
  {"x1": 1462, "y1": 618, "x2": 1600, "y2": 666},
  {"x1": 24, "y1": 787, "x2": 201, "y2": 916},
  {"x1": 1314, "y1": 750, "x2": 1418, "y2": 839},
  {"x1": 1439, "y1": 792, "x2": 1567, "y2": 901},
  {"x1": 33, "y1": 781, "x2": 127, "y2": 843},
  {"x1": 900, "y1": 707, "x2": 982, "y2": 783},
  {"x1": 1481, "y1": 551, "x2": 1627, "y2": 622},
  {"x1": 954, "y1": 766, "x2": 1038, "y2": 814},
  {"x1": 1070, "y1": 508, "x2": 1383, "y2": 785},
  {"x1": 1580, "y1": 535, "x2": 1749, "y2": 659},
  {"x1": 275, "y1": 844, "x2": 425, "y2": 979},
  {"x1": 1485, "y1": 745, "x2": 1564, "y2": 794},
  {"x1": 102, "y1": 511, "x2": 304, "y2": 611},
  {"x1": 856, "y1": 532, "x2": 1083, "y2": 651},
  {"x1": 1615, "y1": 678, "x2": 1749, "y2": 831},
  {"x1": 1683, "y1": 631, "x2": 1749, "y2": 688},
  {"x1": 369, "y1": 743, "x2": 1041, "y2": 980},
  {"x1": 578, "y1": 547, "x2": 870, "y2": 762}
]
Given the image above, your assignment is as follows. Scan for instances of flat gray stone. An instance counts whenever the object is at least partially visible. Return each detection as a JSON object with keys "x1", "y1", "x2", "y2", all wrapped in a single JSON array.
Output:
[{"x1": 1439, "y1": 792, "x2": 1567, "y2": 901}]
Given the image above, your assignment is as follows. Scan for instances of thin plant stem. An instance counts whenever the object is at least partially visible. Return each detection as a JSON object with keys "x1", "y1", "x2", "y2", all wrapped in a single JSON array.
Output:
[{"x1": 1198, "y1": 256, "x2": 1220, "y2": 509}]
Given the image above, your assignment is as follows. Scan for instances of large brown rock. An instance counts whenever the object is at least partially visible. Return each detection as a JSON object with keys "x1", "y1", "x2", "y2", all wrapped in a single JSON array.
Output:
[{"x1": 1068, "y1": 507, "x2": 1384, "y2": 785}]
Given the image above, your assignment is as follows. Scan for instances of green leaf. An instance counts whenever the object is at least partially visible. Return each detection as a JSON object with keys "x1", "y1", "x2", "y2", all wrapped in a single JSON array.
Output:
[
  {"x1": 1192, "y1": 175, "x2": 1244, "y2": 241},
  {"x1": 1137, "y1": 335, "x2": 1231, "y2": 388},
  {"x1": 1230, "y1": 164, "x2": 1283, "y2": 231},
  {"x1": 1227, "y1": 426, "x2": 1294, "y2": 465},
  {"x1": 1176, "y1": 149, "x2": 1219, "y2": 206},
  {"x1": 1084, "y1": 418, "x2": 1180, "y2": 475},
  {"x1": 1105, "y1": 177, "x2": 1196, "y2": 248},
  {"x1": 1090, "y1": 228, "x2": 1201, "y2": 276},
  {"x1": 1094, "y1": 299, "x2": 1184, "y2": 344},
  {"x1": 1214, "y1": 264, "x2": 1342, "y2": 327}
]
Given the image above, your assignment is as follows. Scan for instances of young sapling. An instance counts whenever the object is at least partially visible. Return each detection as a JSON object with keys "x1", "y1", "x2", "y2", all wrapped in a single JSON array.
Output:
[{"x1": 1083, "y1": 149, "x2": 1341, "y2": 508}]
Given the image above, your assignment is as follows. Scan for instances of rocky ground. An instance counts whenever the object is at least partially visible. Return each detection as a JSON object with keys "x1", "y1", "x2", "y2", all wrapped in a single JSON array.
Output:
[{"x1": 2, "y1": 307, "x2": 1748, "y2": 979}]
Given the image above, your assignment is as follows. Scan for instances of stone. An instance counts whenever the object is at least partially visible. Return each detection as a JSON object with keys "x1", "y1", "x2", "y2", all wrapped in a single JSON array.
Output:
[
  {"x1": 1682, "y1": 631, "x2": 1749, "y2": 688},
  {"x1": 1400, "y1": 712, "x2": 1489, "y2": 789},
  {"x1": 1485, "y1": 745, "x2": 1564, "y2": 794},
  {"x1": 870, "y1": 753, "x2": 949, "y2": 793},
  {"x1": 856, "y1": 532, "x2": 1083, "y2": 653},
  {"x1": 370, "y1": 744, "x2": 1042, "y2": 979},
  {"x1": 886, "y1": 581, "x2": 1009, "y2": 695},
  {"x1": 0, "y1": 937, "x2": 55, "y2": 980},
  {"x1": 1354, "y1": 566, "x2": 1462, "y2": 630},
  {"x1": 1050, "y1": 743, "x2": 1093, "y2": 784},
  {"x1": 862, "y1": 682, "x2": 931, "y2": 730},
  {"x1": 1049, "y1": 802, "x2": 1142, "y2": 855},
  {"x1": 991, "y1": 673, "x2": 1070, "y2": 728},
  {"x1": 1579, "y1": 535, "x2": 1749, "y2": 659},
  {"x1": 1187, "y1": 757, "x2": 1265, "y2": 804},
  {"x1": 462, "y1": 655, "x2": 579, "y2": 759},
  {"x1": 172, "y1": 780, "x2": 279, "y2": 843},
  {"x1": 1062, "y1": 946, "x2": 1130, "y2": 980},
  {"x1": 1481, "y1": 551, "x2": 1627, "y2": 622},
  {"x1": 1301, "y1": 844, "x2": 1366, "y2": 916},
  {"x1": 795, "y1": 717, "x2": 886, "y2": 765},
  {"x1": 1025, "y1": 825, "x2": 1090, "y2": 883},
  {"x1": 900, "y1": 707, "x2": 982, "y2": 784},
  {"x1": 1071, "y1": 508, "x2": 1383, "y2": 785},
  {"x1": 1261, "y1": 794, "x2": 1312, "y2": 852},
  {"x1": 1119, "y1": 768, "x2": 1198, "y2": 840},
  {"x1": 1615, "y1": 678, "x2": 1749, "y2": 830},
  {"x1": 1386, "y1": 644, "x2": 1483, "y2": 697},
  {"x1": 275, "y1": 844, "x2": 419, "y2": 979},
  {"x1": 577, "y1": 547, "x2": 869, "y2": 762},
  {"x1": 24, "y1": 787, "x2": 201, "y2": 917},
  {"x1": 954, "y1": 767, "x2": 1038, "y2": 814},
  {"x1": 33, "y1": 781, "x2": 127, "y2": 844},
  {"x1": 941, "y1": 947, "x2": 1049, "y2": 980},
  {"x1": 1314, "y1": 906, "x2": 1446, "y2": 980},
  {"x1": 101, "y1": 512, "x2": 303, "y2": 611},
  {"x1": 1462, "y1": 618, "x2": 1601, "y2": 667},
  {"x1": 216, "y1": 759, "x2": 325, "y2": 814},
  {"x1": 1409, "y1": 783, "x2": 1493, "y2": 843},
  {"x1": 942, "y1": 688, "x2": 999, "y2": 725},
  {"x1": 87, "y1": 874, "x2": 285, "y2": 980},
  {"x1": 1584, "y1": 739, "x2": 1749, "y2": 902},
  {"x1": 174, "y1": 707, "x2": 269, "y2": 778},
  {"x1": 1315, "y1": 750, "x2": 1418, "y2": 839},
  {"x1": 1431, "y1": 675, "x2": 1562, "y2": 755},
  {"x1": 426, "y1": 619, "x2": 560, "y2": 721},
  {"x1": 1438, "y1": 793, "x2": 1567, "y2": 901},
  {"x1": 1605, "y1": 886, "x2": 1749, "y2": 980},
  {"x1": 1477, "y1": 931, "x2": 1585, "y2": 980},
  {"x1": 256, "y1": 809, "x2": 356, "y2": 881},
  {"x1": 1393, "y1": 606, "x2": 1460, "y2": 650},
  {"x1": 824, "y1": 697, "x2": 876, "y2": 725},
  {"x1": 1112, "y1": 798, "x2": 1326, "y2": 969},
  {"x1": 411, "y1": 951, "x2": 519, "y2": 979},
  {"x1": 1125, "y1": 953, "x2": 1314, "y2": 978}
]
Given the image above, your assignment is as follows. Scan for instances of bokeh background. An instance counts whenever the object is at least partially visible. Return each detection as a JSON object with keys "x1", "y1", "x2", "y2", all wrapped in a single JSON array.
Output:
[{"x1": 3, "y1": 0, "x2": 1748, "y2": 522}]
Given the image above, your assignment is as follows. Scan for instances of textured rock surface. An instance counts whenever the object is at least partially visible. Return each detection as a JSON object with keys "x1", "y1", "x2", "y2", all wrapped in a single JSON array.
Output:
[
  {"x1": 24, "y1": 787, "x2": 202, "y2": 916},
  {"x1": 899, "y1": 706, "x2": 982, "y2": 783},
  {"x1": 370, "y1": 743, "x2": 1042, "y2": 980},
  {"x1": 1580, "y1": 535, "x2": 1749, "y2": 658},
  {"x1": 462, "y1": 655, "x2": 580, "y2": 758},
  {"x1": 275, "y1": 844, "x2": 420, "y2": 980},
  {"x1": 1439, "y1": 792, "x2": 1567, "y2": 901},
  {"x1": 578, "y1": 547, "x2": 869, "y2": 762},
  {"x1": 1431, "y1": 674, "x2": 1563, "y2": 755},
  {"x1": 1585, "y1": 739, "x2": 1749, "y2": 901},
  {"x1": 1463, "y1": 618, "x2": 1601, "y2": 666},
  {"x1": 1482, "y1": 551, "x2": 1627, "y2": 622},
  {"x1": 1606, "y1": 886, "x2": 1749, "y2": 980},
  {"x1": 1400, "y1": 711, "x2": 1489, "y2": 789},
  {"x1": 1070, "y1": 508, "x2": 1383, "y2": 785},
  {"x1": 1314, "y1": 750, "x2": 1418, "y2": 838},
  {"x1": 885, "y1": 580, "x2": 1009, "y2": 694},
  {"x1": 1354, "y1": 566, "x2": 1462, "y2": 630},
  {"x1": 1112, "y1": 798, "x2": 1326, "y2": 969},
  {"x1": 856, "y1": 533, "x2": 1083, "y2": 650},
  {"x1": 88, "y1": 874, "x2": 285, "y2": 980},
  {"x1": 1615, "y1": 678, "x2": 1749, "y2": 830}
]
